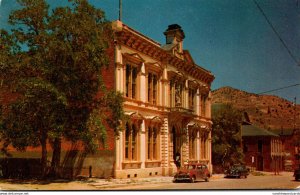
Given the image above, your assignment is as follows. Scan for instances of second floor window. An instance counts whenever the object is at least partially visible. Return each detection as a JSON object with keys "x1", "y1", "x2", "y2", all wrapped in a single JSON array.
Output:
[
  {"x1": 148, "y1": 73, "x2": 158, "y2": 105},
  {"x1": 126, "y1": 64, "x2": 138, "y2": 99},
  {"x1": 201, "y1": 95, "x2": 207, "y2": 116},
  {"x1": 188, "y1": 88, "x2": 196, "y2": 110}
]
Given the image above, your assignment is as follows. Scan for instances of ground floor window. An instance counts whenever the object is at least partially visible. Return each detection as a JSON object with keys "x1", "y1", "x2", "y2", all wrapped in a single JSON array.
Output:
[
  {"x1": 189, "y1": 129, "x2": 197, "y2": 159},
  {"x1": 125, "y1": 122, "x2": 138, "y2": 161},
  {"x1": 201, "y1": 136, "x2": 206, "y2": 159},
  {"x1": 147, "y1": 126, "x2": 159, "y2": 160}
]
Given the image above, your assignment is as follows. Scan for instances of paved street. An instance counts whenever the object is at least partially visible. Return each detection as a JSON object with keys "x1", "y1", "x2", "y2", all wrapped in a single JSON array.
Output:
[
  {"x1": 105, "y1": 172, "x2": 300, "y2": 190},
  {"x1": 0, "y1": 172, "x2": 299, "y2": 190}
]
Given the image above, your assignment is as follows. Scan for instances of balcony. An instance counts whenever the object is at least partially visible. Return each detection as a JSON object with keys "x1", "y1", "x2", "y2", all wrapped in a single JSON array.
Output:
[{"x1": 170, "y1": 106, "x2": 194, "y2": 115}]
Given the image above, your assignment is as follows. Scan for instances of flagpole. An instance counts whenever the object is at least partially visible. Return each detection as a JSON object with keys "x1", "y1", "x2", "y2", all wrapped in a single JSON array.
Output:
[{"x1": 119, "y1": 0, "x2": 122, "y2": 21}]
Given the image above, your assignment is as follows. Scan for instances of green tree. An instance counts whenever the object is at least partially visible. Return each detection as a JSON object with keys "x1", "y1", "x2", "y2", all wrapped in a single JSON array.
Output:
[
  {"x1": 212, "y1": 104, "x2": 244, "y2": 171},
  {"x1": 0, "y1": 0, "x2": 125, "y2": 178}
]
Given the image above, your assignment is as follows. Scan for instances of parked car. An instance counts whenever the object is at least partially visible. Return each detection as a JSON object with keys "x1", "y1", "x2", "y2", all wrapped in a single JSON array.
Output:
[
  {"x1": 173, "y1": 163, "x2": 211, "y2": 183},
  {"x1": 294, "y1": 168, "x2": 300, "y2": 181},
  {"x1": 225, "y1": 164, "x2": 249, "y2": 178}
]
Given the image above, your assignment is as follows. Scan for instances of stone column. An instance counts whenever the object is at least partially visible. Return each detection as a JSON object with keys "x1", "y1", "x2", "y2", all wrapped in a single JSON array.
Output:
[
  {"x1": 195, "y1": 89, "x2": 200, "y2": 116},
  {"x1": 115, "y1": 131, "x2": 123, "y2": 172},
  {"x1": 140, "y1": 120, "x2": 146, "y2": 168},
  {"x1": 196, "y1": 130, "x2": 200, "y2": 162},
  {"x1": 140, "y1": 62, "x2": 146, "y2": 102},
  {"x1": 208, "y1": 130, "x2": 212, "y2": 172},
  {"x1": 161, "y1": 66, "x2": 168, "y2": 108}
]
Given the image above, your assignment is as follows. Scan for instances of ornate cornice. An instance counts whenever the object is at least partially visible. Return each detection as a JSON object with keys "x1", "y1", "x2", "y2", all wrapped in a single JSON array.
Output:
[{"x1": 115, "y1": 24, "x2": 215, "y2": 85}]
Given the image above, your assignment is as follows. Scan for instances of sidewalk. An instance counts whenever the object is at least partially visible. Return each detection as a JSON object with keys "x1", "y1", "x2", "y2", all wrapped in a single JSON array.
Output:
[{"x1": 85, "y1": 174, "x2": 224, "y2": 189}]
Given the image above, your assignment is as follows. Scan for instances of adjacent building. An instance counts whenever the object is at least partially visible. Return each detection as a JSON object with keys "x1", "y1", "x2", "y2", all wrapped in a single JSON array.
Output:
[{"x1": 242, "y1": 123, "x2": 284, "y2": 173}]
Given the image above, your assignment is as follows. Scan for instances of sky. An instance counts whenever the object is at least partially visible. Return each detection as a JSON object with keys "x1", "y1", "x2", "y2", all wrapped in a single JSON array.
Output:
[{"x1": 0, "y1": 0, "x2": 300, "y2": 103}]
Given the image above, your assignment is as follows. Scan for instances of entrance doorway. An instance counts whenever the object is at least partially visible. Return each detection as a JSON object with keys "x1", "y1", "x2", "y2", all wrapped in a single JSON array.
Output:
[
  {"x1": 172, "y1": 126, "x2": 182, "y2": 162},
  {"x1": 257, "y1": 155, "x2": 264, "y2": 171}
]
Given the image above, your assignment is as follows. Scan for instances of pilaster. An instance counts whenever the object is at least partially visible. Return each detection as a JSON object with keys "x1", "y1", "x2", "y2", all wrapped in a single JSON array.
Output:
[
  {"x1": 140, "y1": 62, "x2": 146, "y2": 102},
  {"x1": 140, "y1": 120, "x2": 146, "y2": 168},
  {"x1": 161, "y1": 117, "x2": 170, "y2": 176}
]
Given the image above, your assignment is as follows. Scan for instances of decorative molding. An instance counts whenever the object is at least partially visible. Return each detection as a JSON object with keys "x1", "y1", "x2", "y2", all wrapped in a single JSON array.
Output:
[
  {"x1": 123, "y1": 52, "x2": 145, "y2": 65},
  {"x1": 116, "y1": 28, "x2": 215, "y2": 84}
]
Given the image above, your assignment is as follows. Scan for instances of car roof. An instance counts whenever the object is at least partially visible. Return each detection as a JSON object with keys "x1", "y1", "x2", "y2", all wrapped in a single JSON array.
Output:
[{"x1": 186, "y1": 163, "x2": 207, "y2": 166}]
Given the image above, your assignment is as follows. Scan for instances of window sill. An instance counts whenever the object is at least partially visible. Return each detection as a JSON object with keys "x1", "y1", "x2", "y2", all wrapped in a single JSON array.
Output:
[
  {"x1": 122, "y1": 161, "x2": 142, "y2": 169},
  {"x1": 145, "y1": 160, "x2": 161, "y2": 168}
]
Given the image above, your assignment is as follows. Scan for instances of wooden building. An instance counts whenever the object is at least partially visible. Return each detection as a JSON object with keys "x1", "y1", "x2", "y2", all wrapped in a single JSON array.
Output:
[{"x1": 242, "y1": 124, "x2": 284, "y2": 173}]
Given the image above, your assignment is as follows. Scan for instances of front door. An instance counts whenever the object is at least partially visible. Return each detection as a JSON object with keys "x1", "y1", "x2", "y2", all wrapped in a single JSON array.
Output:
[
  {"x1": 257, "y1": 155, "x2": 264, "y2": 171},
  {"x1": 172, "y1": 126, "x2": 182, "y2": 163}
]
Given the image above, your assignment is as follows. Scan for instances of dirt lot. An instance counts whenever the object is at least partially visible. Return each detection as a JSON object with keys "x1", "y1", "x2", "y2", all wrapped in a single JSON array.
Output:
[{"x1": 0, "y1": 179, "x2": 99, "y2": 190}]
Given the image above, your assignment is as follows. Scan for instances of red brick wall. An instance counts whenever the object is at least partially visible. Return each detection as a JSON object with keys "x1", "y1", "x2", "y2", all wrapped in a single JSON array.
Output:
[{"x1": 102, "y1": 42, "x2": 115, "y2": 91}]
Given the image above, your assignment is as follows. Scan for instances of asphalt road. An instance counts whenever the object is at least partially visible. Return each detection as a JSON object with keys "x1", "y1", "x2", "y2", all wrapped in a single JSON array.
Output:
[{"x1": 111, "y1": 172, "x2": 300, "y2": 190}]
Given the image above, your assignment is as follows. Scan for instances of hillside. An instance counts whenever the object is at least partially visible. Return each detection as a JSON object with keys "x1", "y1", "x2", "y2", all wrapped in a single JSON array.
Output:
[{"x1": 212, "y1": 86, "x2": 300, "y2": 131}]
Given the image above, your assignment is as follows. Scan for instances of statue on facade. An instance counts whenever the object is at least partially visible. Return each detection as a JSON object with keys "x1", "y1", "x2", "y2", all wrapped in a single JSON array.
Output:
[{"x1": 175, "y1": 84, "x2": 181, "y2": 107}]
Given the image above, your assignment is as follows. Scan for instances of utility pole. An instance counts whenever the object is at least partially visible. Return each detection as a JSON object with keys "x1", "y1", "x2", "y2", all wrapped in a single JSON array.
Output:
[
  {"x1": 294, "y1": 97, "x2": 300, "y2": 168},
  {"x1": 294, "y1": 97, "x2": 297, "y2": 132}
]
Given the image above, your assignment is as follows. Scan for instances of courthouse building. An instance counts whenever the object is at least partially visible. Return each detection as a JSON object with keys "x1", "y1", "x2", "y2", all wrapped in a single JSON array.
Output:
[{"x1": 111, "y1": 20, "x2": 215, "y2": 178}]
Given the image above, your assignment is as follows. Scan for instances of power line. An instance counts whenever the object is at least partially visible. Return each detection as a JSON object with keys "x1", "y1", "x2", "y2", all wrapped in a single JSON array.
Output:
[
  {"x1": 218, "y1": 83, "x2": 300, "y2": 102},
  {"x1": 257, "y1": 83, "x2": 300, "y2": 95},
  {"x1": 253, "y1": 0, "x2": 300, "y2": 67}
]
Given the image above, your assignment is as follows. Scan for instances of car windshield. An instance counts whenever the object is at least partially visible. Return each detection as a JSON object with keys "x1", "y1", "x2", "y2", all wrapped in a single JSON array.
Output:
[{"x1": 184, "y1": 164, "x2": 206, "y2": 170}]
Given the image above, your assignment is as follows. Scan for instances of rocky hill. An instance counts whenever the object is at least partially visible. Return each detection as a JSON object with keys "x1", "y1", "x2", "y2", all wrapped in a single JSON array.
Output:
[{"x1": 212, "y1": 86, "x2": 300, "y2": 131}]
